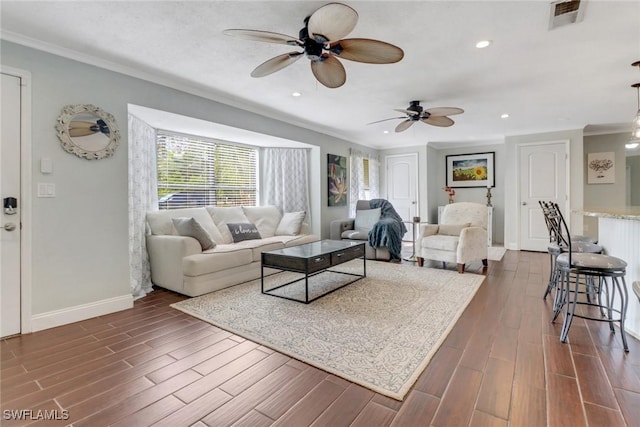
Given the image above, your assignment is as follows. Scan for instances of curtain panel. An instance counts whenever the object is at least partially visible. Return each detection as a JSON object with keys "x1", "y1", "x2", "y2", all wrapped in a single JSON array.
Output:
[
  {"x1": 128, "y1": 114, "x2": 158, "y2": 299},
  {"x1": 263, "y1": 148, "x2": 310, "y2": 215}
]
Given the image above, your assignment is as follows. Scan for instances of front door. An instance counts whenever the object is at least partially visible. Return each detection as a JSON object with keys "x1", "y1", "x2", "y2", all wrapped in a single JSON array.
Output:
[
  {"x1": 385, "y1": 153, "x2": 418, "y2": 241},
  {"x1": 518, "y1": 141, "x2": 568, "y2": 251},
  {"x1": 1, "y1": 72, "x2": 23, "y2": 337}
]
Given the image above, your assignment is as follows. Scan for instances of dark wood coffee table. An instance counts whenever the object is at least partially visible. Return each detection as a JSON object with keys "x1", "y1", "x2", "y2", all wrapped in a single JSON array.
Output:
[{"x1": 261, "y1": 240, "x2": 366, "y2": 303}]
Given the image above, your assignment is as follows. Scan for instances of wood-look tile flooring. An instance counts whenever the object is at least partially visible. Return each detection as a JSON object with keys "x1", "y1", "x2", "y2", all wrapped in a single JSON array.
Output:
[{"x1": 2, "y1": 250, "x2": 640, "y2": 426}]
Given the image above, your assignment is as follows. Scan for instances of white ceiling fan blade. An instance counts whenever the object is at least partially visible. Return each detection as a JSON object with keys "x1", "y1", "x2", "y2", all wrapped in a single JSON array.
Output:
[
  {"x1": 223, "y1": 29, "x2": 301, "y2": 46},
  {"x1": 251, "y1": 52, "x2": 303, "y2": 77},
  {"x1": 395, "y1": 120, "x2": 415, "y2": 132},
  {"x1": 426, "y1": 107, "x2": 464, "y2": 117},
  {"x1": 332, "y1": 39, "x2": 404, "y2": 64},
  {"x1": 394, "y1": 108, "x2": 419, "y2": 116},
  {"x1": 367, "y1": 116, "x2": 406, "y2": 125},
  {"x1": 310, "y1": 55, "x2": 346, "y2": 88},
  {"x1": 308, "y1": 3, "x2": 358, "y2": 41},
  {"x1": 422, "y1": 116, "x2": 455, "y2": 127}
]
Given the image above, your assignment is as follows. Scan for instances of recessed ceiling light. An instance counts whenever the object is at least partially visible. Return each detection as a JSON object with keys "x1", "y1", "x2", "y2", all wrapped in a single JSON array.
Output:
[
  {"x1": 476, "y1": 40, "x2": 492, "y2": 49},
  {"x1": 383, "y1": 130, "x2": 389, "y2": 134},
  {"x1": 501, "y1": 113, "x2": 509, "y2": 119},
  {"x1": 291, "y1": 92, "x2": 301, "y2": 97},
  {"x1": 626, "y1": 142, "x2": 639, "y2": 149}
]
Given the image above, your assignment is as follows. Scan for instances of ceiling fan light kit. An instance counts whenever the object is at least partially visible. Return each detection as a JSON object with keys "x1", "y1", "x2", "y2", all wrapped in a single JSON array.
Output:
[{"x1": 223, "y1": 3, "x2": 404, "y2": 88}]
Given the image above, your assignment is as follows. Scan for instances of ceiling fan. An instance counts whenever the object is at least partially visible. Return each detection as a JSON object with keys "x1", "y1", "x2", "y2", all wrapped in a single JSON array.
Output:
[
  {"x1": 223, "y1": 2, "x2": 404, "y2": 88},
  {"x1": 368, "y1": 100, "x2": 464, "y2": 132}
]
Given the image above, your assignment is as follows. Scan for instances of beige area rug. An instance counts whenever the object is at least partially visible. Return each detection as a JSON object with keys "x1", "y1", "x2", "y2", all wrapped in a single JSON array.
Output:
[
  {"x1": 170, "y1": 260, "x2": 485, "y2": 400},
  {"x1": 489, "y1": 246, "x2": 507, "y2": 261}
]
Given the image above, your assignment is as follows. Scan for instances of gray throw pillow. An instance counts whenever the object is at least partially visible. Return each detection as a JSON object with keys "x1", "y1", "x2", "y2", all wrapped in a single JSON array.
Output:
[
  {"x1": 172, "y1": 217, "x2": 215, "y2": 250},
  {"x1": 227, "y1": 222, "x2": 262, "y2": 243}
]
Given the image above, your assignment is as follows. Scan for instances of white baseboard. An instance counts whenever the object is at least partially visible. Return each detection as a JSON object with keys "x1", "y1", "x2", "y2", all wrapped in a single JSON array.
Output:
[{"x1": 31, "y1": 294, "x2": 133, "y2": 332}]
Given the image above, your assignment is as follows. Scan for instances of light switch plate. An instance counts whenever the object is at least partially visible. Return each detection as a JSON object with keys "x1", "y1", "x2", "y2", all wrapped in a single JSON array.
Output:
[
  {"x1": 37, "y1": 183, "x2": 55, "y2": 197},
  {"x1": 41, "y1": 158, "x2": 53, "y2": 174}
]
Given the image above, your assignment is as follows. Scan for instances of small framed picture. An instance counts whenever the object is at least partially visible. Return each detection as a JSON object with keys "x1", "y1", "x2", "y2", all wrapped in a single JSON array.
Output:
[
  {"x1": 587, "y1": 152, "x2": 615, "y2": 184},
  {"x1": 446, "y1": 152, "x2": 495, "y2": 188}
]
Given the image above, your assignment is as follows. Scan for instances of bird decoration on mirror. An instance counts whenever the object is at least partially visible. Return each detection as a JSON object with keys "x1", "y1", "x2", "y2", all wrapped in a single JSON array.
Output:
[
  {"x1": 368, "y1": 100, "x2": 464, "y2": 132},
  {"x1": 223, "y1": 2, "x2": 404, "y2": 88}
]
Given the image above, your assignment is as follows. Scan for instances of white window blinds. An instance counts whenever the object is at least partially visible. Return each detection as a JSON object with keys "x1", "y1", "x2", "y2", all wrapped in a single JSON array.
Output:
[{"x1": 156, "y1": 132, "x2": 257, "y2": 209}]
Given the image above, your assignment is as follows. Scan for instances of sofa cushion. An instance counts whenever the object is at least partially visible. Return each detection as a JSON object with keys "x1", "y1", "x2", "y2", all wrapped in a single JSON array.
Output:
[
  {"x1": 230, "y1": 236, "x2": 286, "y2": 261},
  {"x1": 207, "y1": 206, "x2": 251, "y2": 243},
  {"x1": 421, "y1": 234, "x2": 460, "y2": 252},
  {"x1": 172, "y1": 217, "x2": 215, "y2": 250},
  {"x1": 437, "y1": 223, "x2": 471, "y2": 236},
  {"x1": 354, "y1": 208, "x2": 381, "y2": 231},
  {"x1": 243, "y1": 206, "x2": 282, "y2": 238},
  {"x1": 275, "y1": 211, "x2": 306, "y2": 236},
  {"x1": 146, "y1": 208, "x2": 224, "y2": 243},
  {"x1": 227, "y1": 222, "x2": 262, "y2": 243},
  {"x1": 341, "y1": 230, "x2": 369, "y2": 240},
  {"x1": 183, "y1": 246, "x2": 253, "y2": 276}
]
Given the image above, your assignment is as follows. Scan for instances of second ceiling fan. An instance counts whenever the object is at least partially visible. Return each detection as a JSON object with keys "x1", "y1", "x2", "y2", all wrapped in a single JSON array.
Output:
[{"x1": 369, "y1": 101, "x2": 464, "y2": 133}]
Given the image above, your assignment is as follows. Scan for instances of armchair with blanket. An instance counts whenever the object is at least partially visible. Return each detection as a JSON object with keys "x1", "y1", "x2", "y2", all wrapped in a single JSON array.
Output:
[
  {"x1": 330, "y1": 199, "x2": 407, "y2": 261},
  {"x1": 416, "y1": 202, "x2": 488, "y2": 273}
]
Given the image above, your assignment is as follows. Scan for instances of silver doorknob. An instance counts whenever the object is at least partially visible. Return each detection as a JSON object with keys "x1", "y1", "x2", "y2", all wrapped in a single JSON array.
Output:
[
  {"x1": 3, "y1": 223, "x2": 16, "y2": 231},
  {"x1": 522, "y1": 202, "x2": 528, "y2": 206}
]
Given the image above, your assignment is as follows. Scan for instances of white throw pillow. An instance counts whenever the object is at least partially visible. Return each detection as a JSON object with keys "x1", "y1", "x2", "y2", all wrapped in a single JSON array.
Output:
[
  {"x1": 354, "y1": 208, "x2": 381, "y2": 231},
  {"x1": 206, "y1": 206, "x2": 250, "y2": 243},
  {"x1": 242, "y1": 206, "x2": 282, "y2": 238},
  {"x1": 275, "y1": 211, "x2": 306, "y2": 236}
]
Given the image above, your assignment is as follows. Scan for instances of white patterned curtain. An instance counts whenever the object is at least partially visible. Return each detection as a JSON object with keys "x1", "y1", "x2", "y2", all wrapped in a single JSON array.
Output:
[
  {"x1": 263, "y1": 148, "x2": 310, "y2": 215},
  {"x1": 368, "y1": 153, "x2": 380, "y2": 199},
  {"x1": 349, "y1": 149, "x2": 366, "y2": 217},
  {"x1": 128, "y1": 114, "x2": 158, "y2": 299}
]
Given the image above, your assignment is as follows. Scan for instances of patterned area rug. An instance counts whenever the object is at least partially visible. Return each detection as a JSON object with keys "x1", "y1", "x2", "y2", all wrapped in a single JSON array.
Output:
[{"x1": 171, "y1": 260, "x2": 485, "y2": 400}]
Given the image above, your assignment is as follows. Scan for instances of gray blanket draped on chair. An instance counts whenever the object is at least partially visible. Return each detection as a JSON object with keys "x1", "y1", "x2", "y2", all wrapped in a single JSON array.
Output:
[{"x1": 367, "y1": 199, "x2": 407, "y2": 260}]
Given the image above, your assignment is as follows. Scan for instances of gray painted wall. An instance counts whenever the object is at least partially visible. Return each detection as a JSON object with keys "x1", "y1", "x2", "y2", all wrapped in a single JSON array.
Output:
[
  {"x1": 628, "y1": 155, "x2": 640, "y2": 205},
  {"x1": 583, "y1": 133, "x2": 637, "y2": 237}
]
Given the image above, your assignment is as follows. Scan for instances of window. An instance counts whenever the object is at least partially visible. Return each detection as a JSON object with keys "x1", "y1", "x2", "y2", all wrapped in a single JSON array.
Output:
[{"x1": 156, "y1": 131, "x2": 257, "y2": 209}]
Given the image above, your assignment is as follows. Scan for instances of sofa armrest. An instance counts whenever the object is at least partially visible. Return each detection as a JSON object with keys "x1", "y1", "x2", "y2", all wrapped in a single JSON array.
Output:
[
  {"x1": 330, "y1": 218, "x2": 355, "y2": 240},
  {"x1": 416, "y1": 224, "x2": 438, "y2": 249},
  {"x1": 146, "y1": 235, "x2": 202, "y2": 290},
  {"x1": 457, "y1": 226, "x2": 488, "y2": 260}
]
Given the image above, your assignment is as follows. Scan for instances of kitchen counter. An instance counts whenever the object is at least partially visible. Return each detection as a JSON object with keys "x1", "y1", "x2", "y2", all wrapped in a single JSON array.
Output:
[
  {"x1": 575, "y1": 207, "x2": 640, "y2": 340},
  {"x1": 576, "y1": 207, "x2": 640, "y2": 221}
]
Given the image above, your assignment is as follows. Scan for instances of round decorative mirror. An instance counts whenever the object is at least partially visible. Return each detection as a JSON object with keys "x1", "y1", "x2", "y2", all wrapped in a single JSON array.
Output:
[{"x1": 56, "y1": 104, "x2": 120, "y2": 160}]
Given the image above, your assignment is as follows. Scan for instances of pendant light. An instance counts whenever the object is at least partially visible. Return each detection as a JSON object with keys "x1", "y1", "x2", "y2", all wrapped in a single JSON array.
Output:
[{"x1": 629, "y1": 60, "x2": 640, "y2": 149}]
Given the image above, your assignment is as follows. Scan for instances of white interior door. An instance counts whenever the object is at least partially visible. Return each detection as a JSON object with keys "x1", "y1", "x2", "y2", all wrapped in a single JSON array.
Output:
[
  {"x1": 519, "y1": 141, "x2": 568, "y2": 251},
  {"x1": 385, "y1": 153, "x2": 418, "y2": 240},
  {"x1": 1, "y1": 73, "x2": 22, "y2": 337}
]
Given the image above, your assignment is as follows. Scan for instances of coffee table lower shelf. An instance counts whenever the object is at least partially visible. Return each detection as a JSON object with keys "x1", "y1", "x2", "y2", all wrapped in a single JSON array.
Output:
[{"x1": 261, "y1": 241, "x2": 366, "y2": 304}]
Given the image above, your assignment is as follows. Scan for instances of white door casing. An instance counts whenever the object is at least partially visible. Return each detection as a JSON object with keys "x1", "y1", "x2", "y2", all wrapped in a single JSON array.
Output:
[
  {"x1": 385, "y1": 153, "x2": 418, "y2": 241},
  {"x1": 1, "y1": 73, "x2": 22, "y2": 337},
  {"x1": 1, "y1": 67, "x2": 32, "y2": 337},
  {"x1": 518, "y1": 141, "x2": 568, "y2": 252}
]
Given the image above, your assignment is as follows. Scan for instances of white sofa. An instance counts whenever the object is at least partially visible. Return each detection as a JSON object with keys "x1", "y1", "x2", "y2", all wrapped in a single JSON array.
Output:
[
  {"x1": 416, "y1": 202, "x2": 488, "y2": 273},
  {"x1": 145, "y1": 206, "x2": 319, "y2": 296}
]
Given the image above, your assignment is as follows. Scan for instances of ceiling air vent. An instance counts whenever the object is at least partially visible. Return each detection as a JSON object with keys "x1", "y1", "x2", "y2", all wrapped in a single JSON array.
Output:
[{"x1": 549, "y1": 0, "x2": 586, "y2": 30}]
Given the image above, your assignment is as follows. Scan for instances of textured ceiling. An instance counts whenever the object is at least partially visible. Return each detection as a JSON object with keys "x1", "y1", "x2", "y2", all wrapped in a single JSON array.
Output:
[{"x1": 2, "y1": 1, "x2": 639, "y2": 149}]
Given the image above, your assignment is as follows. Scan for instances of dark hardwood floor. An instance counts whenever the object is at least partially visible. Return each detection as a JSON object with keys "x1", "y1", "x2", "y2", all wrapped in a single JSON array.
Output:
[{"x1": 2, "y1": 249, "x2": 640, "y2": 426}]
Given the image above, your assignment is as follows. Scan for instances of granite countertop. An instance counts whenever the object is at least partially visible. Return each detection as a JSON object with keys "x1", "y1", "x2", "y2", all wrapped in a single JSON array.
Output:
[{"x1": 575, "y1": 207, "x2": 640, "y2": 221}]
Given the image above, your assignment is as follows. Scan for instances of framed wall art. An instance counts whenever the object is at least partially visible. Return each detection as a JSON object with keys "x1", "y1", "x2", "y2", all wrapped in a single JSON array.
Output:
[
  {"x1": 327, "y1": 154, "x2": 347, "y2": 206},
  {"x1": 446, "y1": 151, "x2": 495, "y2": 188},
  {"x1": 587, "y1": 152, "x2": 615, "y2": 184}
]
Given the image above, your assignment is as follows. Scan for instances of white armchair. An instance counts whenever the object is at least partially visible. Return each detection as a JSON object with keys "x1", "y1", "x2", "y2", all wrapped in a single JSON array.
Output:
[{"x1": 416, "y1": 202, "x2": 488, "y2": 273}]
